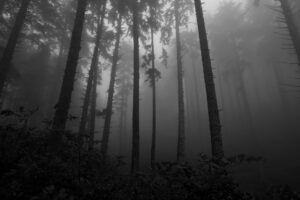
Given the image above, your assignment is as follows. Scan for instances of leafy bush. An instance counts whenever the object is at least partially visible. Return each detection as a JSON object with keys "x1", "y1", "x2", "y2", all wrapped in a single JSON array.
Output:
[{"x1": 0, "y1": 121, "x2": 299, "y2": 200}]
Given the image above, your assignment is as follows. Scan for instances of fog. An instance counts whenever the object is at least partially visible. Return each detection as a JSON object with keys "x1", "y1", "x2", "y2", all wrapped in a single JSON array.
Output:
[{"x1": 0, "y1": 0, "x2": 300, "y2": 197}]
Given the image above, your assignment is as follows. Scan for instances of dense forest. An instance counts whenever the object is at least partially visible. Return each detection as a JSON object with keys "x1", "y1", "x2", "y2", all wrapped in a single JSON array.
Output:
[{"x1": 0, "y1": 0, "x2": 300, "y2": 199}]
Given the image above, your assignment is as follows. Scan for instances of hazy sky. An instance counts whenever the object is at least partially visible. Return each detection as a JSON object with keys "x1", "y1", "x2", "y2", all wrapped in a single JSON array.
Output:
[{"x1": 204, "y1": 0, "x2": 220, "y2": 13}]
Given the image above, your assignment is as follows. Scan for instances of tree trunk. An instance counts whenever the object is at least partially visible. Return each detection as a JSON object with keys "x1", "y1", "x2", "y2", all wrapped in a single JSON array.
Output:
[
  {"x1": 118, "y1": 94, "x2": 125, "y2": 156},
  {"x1": 194, "y1": 0, "x2": 224, "y2": 160},
  {"x1": 150, "y1": 24, "x2": 157, "y2": 169},
  {"x1": 79, "y1": 0, "x2": 106, "y2": 147},
  {"x1": 88, "y1": 60, "x2": 98, "y2": 151},
  {"x1": 46, "y1": 32, "x2": 66, "y2": 119},
  {"x1": 131, "y1": 0, "x2": 140, "y2": 174},
  {"x1": 175, "y1": 0, "x2": 185, "y2": 163},
  {"x1": 279, "y1": 0, "x2": 300, "y2": 66},
  {"x1": 88, "y1": 1, "x2": 108, "y2": 151},
  {"x1": 52, "y1": 0, "x2": 88, "y2": 131},
  {"x1": 102, "y1": 14, "x2": 123, "y2": 156},
  {"x1": 0, "y1": 0, "x2": 31, "y2": 97}
]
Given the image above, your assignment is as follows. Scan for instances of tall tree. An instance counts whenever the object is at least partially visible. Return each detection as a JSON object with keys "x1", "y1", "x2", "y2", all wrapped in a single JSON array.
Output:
[
  {"x1": 174, "y1": 0, "x2": 185, "y2": 163},
  {"x1": 102, "y1": 9, "x2": 123, "y2": 156},
  {"x1": 52, "y1": 0, "x2": 88, "y2": 131},
  {"x1": 182, "y1": 30, "x2": 202, "y2": 137},
  {"x1": 150, "y1": 24, "x2": 157, "y2": 168},
  {"x1": 161, "y1": 0, "x2": 193, "y2": 163},
  {"x1": 278, "y1": 0, "x2": 300, "y2": 66},
  {"x1": 0, "y1": 0, "x2": 31, "y2": 98},
  {"x1": 88, "y1": 56, "x2": 98, "y2": 151},
  {"x1": 115, "y1": 42, "x2": 133, "y2": 156},
  {"x1": 144, "y1": 0, "x2": 162, "y2": 168},
  {"x1": 77, "y1": 0, "x2": 107, "y2": 150},
  {"x1": 194, "y1": 0, "x2": 224, "y2": 160},
  {"x1": 131, "y1": 0, "x2": 140, "y2": 173}
]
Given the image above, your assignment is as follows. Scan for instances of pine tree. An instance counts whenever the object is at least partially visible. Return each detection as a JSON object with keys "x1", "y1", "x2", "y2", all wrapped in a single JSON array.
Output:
[
  {"x1": 194, "y1": 0, "x2": 224, "y2": 160},
  {"x1": 0, "y1": 0, "x2": 31, "y2": 97},
  {"x1": 52, "y1": 0, "x2": 88, "y2": 131},
  {"x1": 131, "y1": 0, "x2": 140, "y2": 173},
  {"x1": 279, "y1": 0, "x2": 300, "y2": 66},
  {"x1": 102, "y1": 12, "x2": 123, "y2": 156},
  {"x1": 161, "y1": 0, "x2": 193, "y2": 163},
  {"x1": 174, "y1": 0, "x2": 185, "y2": 163},
  {"x1": 142, "y1": 0, "x2": 163, "y2": 168},
  {"x1": 83, "y1": 0, "x2": 107, "y2": 150}
]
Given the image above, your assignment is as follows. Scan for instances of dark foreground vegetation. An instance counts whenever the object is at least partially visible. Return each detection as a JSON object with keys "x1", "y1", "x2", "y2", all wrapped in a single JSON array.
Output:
[
  {"x1": 0, "y1": 0, "x2": 300, "y2": 199},
  {"x1": 0, "y1": 115, "x2": 299, "y2": 200}
]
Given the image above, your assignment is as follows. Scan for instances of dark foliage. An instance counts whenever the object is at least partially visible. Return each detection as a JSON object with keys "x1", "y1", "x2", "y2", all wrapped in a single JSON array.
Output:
[{"x1": 0, "y1": 118, "x2": 299, "y2": 200}]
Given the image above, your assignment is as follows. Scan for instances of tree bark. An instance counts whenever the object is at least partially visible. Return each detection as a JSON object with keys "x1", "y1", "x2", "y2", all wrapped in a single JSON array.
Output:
[
  {"x1": 88, "y1": 59, "x2": 98, "y2": 151},
  {"x1": 88, "y1": 1, "x2": 109, "y2": 151},
  {"x1": 46, "y1": 32, "x2": 66, "y2": 118},
  {"x1": 194, "y1": 0, "x2": 224, "y2": 160},
  {"x1": 102, "y1": 14, "x2": 123, "y2": 156},
  {"x1": 52, "y1": 0, "x2": 88, "y2": 131},
  {"x1": 118, "y1": 94, "x2": 125, "y2": 156},
  {"x1": 175, "y1": 0, "x2": 185, "y2": 163},
  {"x1": 0, "y1": 0, "x2": 31, "y2": 97},
  {"x1": 131, "y1": 0, "x2": 140, "y2": 174},
  {"x1": 79, "y1": 0, "x2": 106, "y2": 147},
  {"x1": 150, "y1": 23, "x2": 157, "y2": 169},
  {"x1": 279, "y1": 0, "x2": 300, "y2": 66}
]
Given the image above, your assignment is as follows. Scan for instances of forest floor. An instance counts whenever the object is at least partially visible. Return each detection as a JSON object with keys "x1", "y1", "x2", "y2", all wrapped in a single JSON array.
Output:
[{"x1": 0, "y1": 114, "x2": 299, "y2": 200}]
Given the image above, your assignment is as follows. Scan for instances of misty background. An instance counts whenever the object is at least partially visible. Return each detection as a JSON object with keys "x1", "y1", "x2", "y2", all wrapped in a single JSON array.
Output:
[{"x1": 1, "y1": 0, "x2": 300, "y2": 192}]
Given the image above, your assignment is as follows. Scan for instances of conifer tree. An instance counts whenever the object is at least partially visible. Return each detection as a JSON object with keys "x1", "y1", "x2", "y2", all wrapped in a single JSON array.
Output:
[{"x1": 52, "y1": 0, "x2": 88, "y2": 131}]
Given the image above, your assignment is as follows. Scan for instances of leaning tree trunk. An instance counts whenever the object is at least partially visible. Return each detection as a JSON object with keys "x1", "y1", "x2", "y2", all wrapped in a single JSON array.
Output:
[
  {"x1": 150, "y1": 22, "x2": 157, "y2": 169},
  {"x1": 102, "y1": 14, "x2": 123, "y2": 156},
  {"x1": 0, "y1": 0, "x2": 31, "y2": 97},
  {"x1": 52, "y1": 0, "x2": 88, "y2": 131},
  {"x1": 88, "y1": 2, "x2": 108, "y2": 151},
  {"x1": 131, "y1": 0, "x2": 140, "y2": 174},
  {"x1": 175, "y1": 0, "x2": 186, "y2": 163},
  {"x1": 79, "y1": 0, "x2": 106, "y2": 147},
  {"x1": 279, "y1": 0, "x2": 300, "y2": 66},
  {"x1": 194, "y1": 0, "x2": 224, "y2": 160},
  {"x1": 46, "y1": 32, "x2": 66, "y2": 118}
]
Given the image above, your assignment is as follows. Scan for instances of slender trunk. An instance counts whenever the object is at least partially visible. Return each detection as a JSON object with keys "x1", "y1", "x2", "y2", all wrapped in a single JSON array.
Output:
[
  {"x1": 88, "y1": 2, "x2": 108, "y2": 151},
  {"x1": 131, "y1": 0, "x2": 140, "y2": 174},
  {"x1": 123, "y1": 95, "x2": 128, "y2": 142},
  {"x1": 118, "y1": 94, "x2": 125, "y2": 156},
  {"x1": 175, "y1": 0, "x2": 185, "y2": 163},
  {"x1": 279, "y1": 0, "x2": 300, "y2": 66},
  {"x1": 0, "y1": 0, "x2": 31, "y2": 97},
  {"x1": 52, "y1": 0, "x2": 88, "y2": 131},
  {"x1": 102, "y1": 14, "x2": 123, "y2": 156},
  {"x1": 194, "y1": 0, "x2": 224, "y2": 160},
  {"x1": 79, "y1": 65, "x2": 94, "y2": 139},
  {"x1": 79, "y1": 1, "x2": 106, "y2": 147},
  {"x1": 46, "y1": 32, "x2": 66, "y2": 118},
  {"x1": 191, "y1": 59, "x2": 202, "y2": 132},
  {"x1": 150, "y1": 25, "x2": 157, "y2": 169},
  {"x1": 88, "y1": 61, "x2": 98, "y2": 151}
]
